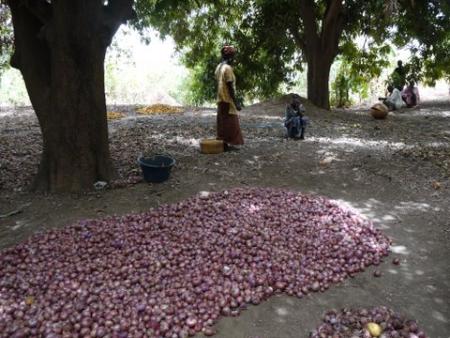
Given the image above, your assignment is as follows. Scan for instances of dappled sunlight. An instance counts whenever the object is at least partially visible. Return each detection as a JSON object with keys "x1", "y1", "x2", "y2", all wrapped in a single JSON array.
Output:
[
  {"x1": 0, "y1": 109, "x2": 34, "y2": 118},
  {"x1": 390, "y1": 245, "x2": 410, "y2": 255},
  {"x1": 394, "y1": 201, "x2": 431, "y2": 213},
  {"x1": 426, "y1": 141, "x2": 450, "y2": 148},
  {"x1": 331, "y1": 198, "x2": 386, "y2": 223},
  {"x1": 432, "y1": 311, "x2": 448, "y2": 323},
  {"x1": 307, "y1": 136, "x2": 407, "y2": 150},
  {"x1": 315, "y1": 149, "x2": 343, "y2": 167},
  {"x1": 245, "y1": 159, "x2": 262, "y2": 171},
  {"x1": 275, "y1": 306, "x2": 290, "y2": 317},
  {"x1": 425, "y1": 284, "x2": 439, "y2": 294},
  {"x1": 329, "y1": 199, "x2": 368, "y2": 217},
  {"x1": 322, "y1": 195, "x2": 448, "y2": 296},
  {"x1": 391, "y1": 109, "x2": 450, "y2": 118},
  {"x1": 397, "y1": 260, "x2": 414, "y2": 281},
  {"x1": 270, "y1": 302, "x2": 295, "y2": 324},
  {"x1": 121, "y1": 130, "x2": 202, "y2": 151},
  {"x1": 403, "y1": 228, "x2": 416, "y2": 233},
  {"x1": 274, "y1": 316, "x2": 287, "y2": 324},
  {"x1": 316, "y1": 149, "x2": 342, "y2": 159},
  {"x1": 248, "y1": 115, "x2": 284, "y2": 120},
  {"x1": 167, "y1": 136, "x2": 201, "y2": 147},
  {"x1": 185, "y1": 110, "x2": 216, "y2": 118},
  {"x1": 376, "y1": 224, "x2": 391, "y2": 230}
]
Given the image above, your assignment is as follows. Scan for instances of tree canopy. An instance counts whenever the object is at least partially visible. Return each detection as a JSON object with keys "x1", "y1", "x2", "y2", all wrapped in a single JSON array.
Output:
[
  {"x1": 3, "y1": 1, "x2": 449, "y2": 108},
  {"x1": 394, "y1": 0, "x2": 450, "y2": 84},
  {"x1": 135, "y1": 0, "x2": 450, "y2": 108},
  {"x1": 0, "y1": 2, "x2": 13, "y2": 75}
]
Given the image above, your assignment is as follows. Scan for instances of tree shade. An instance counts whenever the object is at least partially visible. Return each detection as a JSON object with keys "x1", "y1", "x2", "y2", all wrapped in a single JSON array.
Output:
[{"x1": 1, "y1": 0, "x2": 449, "y2": 192}]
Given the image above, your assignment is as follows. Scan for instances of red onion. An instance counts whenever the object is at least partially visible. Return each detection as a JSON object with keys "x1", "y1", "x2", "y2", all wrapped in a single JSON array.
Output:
[
  {"x1": 310, "y1": 306, "x2": 428, "y2": 338},
  {"x1": 0, "y1": 188, "x2": 391, "y2": 337}
]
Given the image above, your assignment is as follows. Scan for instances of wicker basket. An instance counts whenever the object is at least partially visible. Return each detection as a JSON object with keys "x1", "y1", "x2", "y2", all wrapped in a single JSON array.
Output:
[{"x1": 200, "y1": 139, "x2": 224, "y2": 154}]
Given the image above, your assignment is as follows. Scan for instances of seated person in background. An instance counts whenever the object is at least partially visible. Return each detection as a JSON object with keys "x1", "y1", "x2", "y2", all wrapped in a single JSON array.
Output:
[
  {"x1": 402, "y1": 80, "x2": 420, "y2": 108},
  {"x1": 285, "y1": 95, "x2": 308, "y2": 140},
  {"x1": 379, "y1": 85, "x2": 405, "y2": 111}
]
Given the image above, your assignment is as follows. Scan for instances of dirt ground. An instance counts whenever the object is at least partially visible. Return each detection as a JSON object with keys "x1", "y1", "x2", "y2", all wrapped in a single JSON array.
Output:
[{"x1": 0, "y1": 96, "x2": 449, "y2": 337}]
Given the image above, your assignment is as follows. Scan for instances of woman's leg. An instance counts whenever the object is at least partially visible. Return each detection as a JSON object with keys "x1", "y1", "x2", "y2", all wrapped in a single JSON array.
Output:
[
  {"x1": 217, "y1": 102, "x2": 244, "y2": 146},
  {"x1": 216, "y1": 103, "x2": 227, "y2": 141}
]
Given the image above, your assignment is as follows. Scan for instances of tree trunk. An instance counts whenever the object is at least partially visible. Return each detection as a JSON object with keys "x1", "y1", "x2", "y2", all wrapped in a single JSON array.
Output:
[
  {"x1": 34, "y1": 45, "x2": 113, "y2": 192},
  {"x1": 297, "y1": 0, "x2": 346, "y2": 110},
  {"x1": 8, "y1": 0, "x2": 134, "y2": 192},
  {"x1": 306, "y1": 54, "x2": 333, "y2": 110}
]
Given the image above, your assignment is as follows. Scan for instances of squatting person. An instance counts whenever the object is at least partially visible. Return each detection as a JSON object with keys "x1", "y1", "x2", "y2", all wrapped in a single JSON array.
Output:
[{"x1": 285, "y1": 94, "x2": 308, "y2": 140}]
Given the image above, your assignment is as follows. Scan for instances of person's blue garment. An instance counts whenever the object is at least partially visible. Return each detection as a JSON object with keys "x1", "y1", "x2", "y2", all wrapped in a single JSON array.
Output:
[{"x1": 284, "y1": 104, "x2": 308, "y2": 138}]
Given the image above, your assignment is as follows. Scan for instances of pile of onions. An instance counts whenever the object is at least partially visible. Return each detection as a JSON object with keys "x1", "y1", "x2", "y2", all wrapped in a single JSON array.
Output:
[
  {"x1": 310, "y1": 306, "x2": 428, "y2": 338},
  {"x1": 0, "y1": 188, "x2": 390, "y2": 337}
]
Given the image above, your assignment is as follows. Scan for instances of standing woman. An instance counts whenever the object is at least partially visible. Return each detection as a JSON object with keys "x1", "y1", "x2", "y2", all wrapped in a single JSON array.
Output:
[{"x1": 215, "y1": 45, "x2": 244, "y2": 151}]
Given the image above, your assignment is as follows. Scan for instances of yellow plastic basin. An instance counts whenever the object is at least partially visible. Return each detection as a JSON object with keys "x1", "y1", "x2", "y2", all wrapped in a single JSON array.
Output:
[{"x1": 200, "y1": 139, "x2": 224, "y2": 154}]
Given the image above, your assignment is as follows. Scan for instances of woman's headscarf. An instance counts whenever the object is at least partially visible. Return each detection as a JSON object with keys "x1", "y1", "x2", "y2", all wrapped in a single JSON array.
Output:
[{"x1": 221, "y1": 45, "x2": 236, "y2": 59}]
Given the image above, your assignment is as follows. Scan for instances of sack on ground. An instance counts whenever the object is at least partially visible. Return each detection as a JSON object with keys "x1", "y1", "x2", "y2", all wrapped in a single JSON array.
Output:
[{"x1": 371, "y1": 102, "x2": 389, "y2": 113}]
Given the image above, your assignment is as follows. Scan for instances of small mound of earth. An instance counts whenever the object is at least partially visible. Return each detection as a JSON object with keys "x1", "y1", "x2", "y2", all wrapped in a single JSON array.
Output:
[{"x1": 245, "y1": 93, "x2": 330, "y2": 117}]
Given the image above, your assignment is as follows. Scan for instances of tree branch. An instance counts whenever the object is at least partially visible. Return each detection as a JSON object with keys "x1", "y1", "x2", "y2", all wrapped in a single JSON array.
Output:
[
  {"x1": 322, "y1": 0, "x2": 343, "y2": 34},
  {"x1": 286, "y1": 8, "x2": 306, "y2": 51},
  {"x1": 102, "y1": 0, "x2": 136, "y2": 46},
  {"x1": 321, "y1": 0, "x2": 346, "y2": 60},
  {"x1": 298, "y1": 0, "x2": 319, "y2": 41},
  {"x1": 297, "y1": 0, "x2": 320, "y2": 61},
  {"x1": 288, "y1": 26, "x2": 306, "y2": 51}
]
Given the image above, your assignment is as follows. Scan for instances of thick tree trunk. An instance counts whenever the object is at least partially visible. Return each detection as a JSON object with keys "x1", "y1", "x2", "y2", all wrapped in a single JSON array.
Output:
[
  {"x1": 34, "y1": 47, "x2": 112, "y2": 192},
  {"x1": 297, "y1": 0, "x2": 346, "y2": 110},
  {"x1": 306, "y1": 55, "x2": 333, "y2": 110},
  {"x1": 8, "y1": 0, "x2": 134, "y2": 192}
]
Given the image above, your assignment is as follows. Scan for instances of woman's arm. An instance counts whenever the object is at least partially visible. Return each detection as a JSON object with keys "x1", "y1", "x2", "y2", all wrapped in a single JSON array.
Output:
[{"x1": 226, "y1": 82, "x2": 241, "y2": 111}]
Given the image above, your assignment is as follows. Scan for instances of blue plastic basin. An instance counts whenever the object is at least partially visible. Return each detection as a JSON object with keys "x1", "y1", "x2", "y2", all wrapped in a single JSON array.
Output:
[{"x1": 138, "y1": 155, "x2": 175, "y2": 183}]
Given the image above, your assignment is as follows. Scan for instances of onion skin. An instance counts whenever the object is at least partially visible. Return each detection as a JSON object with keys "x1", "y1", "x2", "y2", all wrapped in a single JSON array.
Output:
[{"x1": 0, "y1": 188, "x2": 391, "y2": 337}]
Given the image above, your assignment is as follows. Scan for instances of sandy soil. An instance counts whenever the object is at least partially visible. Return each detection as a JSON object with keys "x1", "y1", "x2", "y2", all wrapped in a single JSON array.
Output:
[{"x1": 0, "y1": 96, "x2": 449, "y2": 337}]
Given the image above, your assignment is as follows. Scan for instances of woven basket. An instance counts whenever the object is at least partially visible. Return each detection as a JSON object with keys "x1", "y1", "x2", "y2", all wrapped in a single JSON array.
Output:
[{"x1": 200, "y1": 139, "x2": 224, "y2": 154}]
